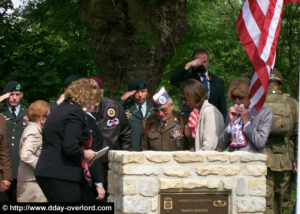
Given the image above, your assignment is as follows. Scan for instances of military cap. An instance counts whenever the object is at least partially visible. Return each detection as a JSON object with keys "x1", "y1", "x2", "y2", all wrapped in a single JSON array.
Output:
[
  {"x1": 152, "y1": 87, "x2": 172, "y2": 109},
  {"x1": 269, "y1": 69, "x2": 283, "y2": 85},
  {"x1": 3, "y1": 81, "x2": 22, "y2": 94},
  {"x1": 128, "y1": 79, "x2": 147, "y2": 91},
  {"x1": 64, "y1": 75, "x2": 81, "y2": 88},
  {"x1": 89, "y1": 76, "x2": 103, "y2": 89}
]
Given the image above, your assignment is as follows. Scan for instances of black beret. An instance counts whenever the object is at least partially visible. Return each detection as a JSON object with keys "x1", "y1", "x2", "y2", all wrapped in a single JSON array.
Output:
[
  {"x1": 128, "y1": 79, "x2": 147, "y2": 91},
  {"x1": 3, "y1": 81, "x2": 22, "y2": 94},
  {"x1": 64, "y1": 75, "x2": 81, "y2": 88}
]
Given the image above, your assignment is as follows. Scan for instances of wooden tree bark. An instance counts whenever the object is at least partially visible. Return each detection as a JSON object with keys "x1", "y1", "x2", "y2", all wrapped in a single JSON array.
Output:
[{"x1": 79, "y1": 0, "x2": 188, "y2": 97}]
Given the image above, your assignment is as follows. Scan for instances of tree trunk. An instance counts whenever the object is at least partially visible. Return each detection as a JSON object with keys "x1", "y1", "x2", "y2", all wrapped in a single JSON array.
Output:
[{"x1": 79, "y1": 0, "x2": 188, "y2": 98}]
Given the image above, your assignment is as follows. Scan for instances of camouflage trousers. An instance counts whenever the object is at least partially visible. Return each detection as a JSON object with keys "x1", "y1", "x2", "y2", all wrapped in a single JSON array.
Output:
[{"x1": 265, "y1": 168, "x2": 292, "y2": 214}]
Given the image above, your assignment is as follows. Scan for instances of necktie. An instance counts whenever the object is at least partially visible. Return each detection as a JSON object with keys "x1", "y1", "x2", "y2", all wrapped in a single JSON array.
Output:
[
  {"x1": 138, "y1": 105, "x2": 143, "y2": 118},
  {"x1": 200, "y1": 74, "x2": 208, "y2": 92},
  {"x1": 11, "y1": 107, "x2": 17, "y2": 119},
  {"x1": 160, "y1": 121, "x2": 167, "y2": 132}
]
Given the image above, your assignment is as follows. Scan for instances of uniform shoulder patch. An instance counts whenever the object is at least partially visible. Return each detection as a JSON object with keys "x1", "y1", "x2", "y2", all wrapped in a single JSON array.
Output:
[{"x1": 107, "y1": 108, "x2": 116, "y2": 117}]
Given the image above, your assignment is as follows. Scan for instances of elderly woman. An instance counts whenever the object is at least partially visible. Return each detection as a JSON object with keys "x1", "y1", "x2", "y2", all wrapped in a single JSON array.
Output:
[
  {"x1": 17, "y1": 100, "x2": 49, "y2": 202},
  {"x1": 35, "y1": 78, "x2": 105, "y2": 202},
  {"x1": 217, "y1": 77, "x2": 272, "y2": 153},
  {"x1": 180, "y1": 79, "x2": 224, "y2": 151}
]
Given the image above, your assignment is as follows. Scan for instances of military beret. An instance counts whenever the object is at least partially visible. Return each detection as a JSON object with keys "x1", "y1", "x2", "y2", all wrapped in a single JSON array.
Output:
[
  {"x1": 128, "y1": 79, "x2": 147, "y2": 91},
  {"x1": 3, "y1": 81, "x2": 22, "y2": 94},
  {"x1": 89, "y1": 76, "x2": 103, "y2": 89},
  {"x1": 64, "y1": 75, "x2": 81, "y2": 88},
  {"x1": 152, "y1": 87, "x2": 171, "y2": 109}
]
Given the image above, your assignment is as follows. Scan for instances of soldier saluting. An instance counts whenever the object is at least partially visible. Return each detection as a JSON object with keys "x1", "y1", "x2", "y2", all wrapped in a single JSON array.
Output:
[
  {"x1": 0, "y1": 81, "x2": 27, "y2": 202},
  {"x1": 264, "y1": 69, "x2": 298, "y2": 214}
]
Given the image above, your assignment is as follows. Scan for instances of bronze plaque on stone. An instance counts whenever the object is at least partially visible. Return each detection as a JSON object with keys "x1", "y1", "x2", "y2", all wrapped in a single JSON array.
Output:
[{"x1": 160, "y1": 193, "x2": 228, "y2": 214}]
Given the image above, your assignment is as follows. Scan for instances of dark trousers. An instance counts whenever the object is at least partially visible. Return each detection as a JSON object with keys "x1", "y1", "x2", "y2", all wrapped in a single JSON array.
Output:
[
  {"x1": 36, "y1": 176, "x2": 94, "y2": 202},
  {"x1": 5, "y1": 179, "x2": 17, "y2": 202}
]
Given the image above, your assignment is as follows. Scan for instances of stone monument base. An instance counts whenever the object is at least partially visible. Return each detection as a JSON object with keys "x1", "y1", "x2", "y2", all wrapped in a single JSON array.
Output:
[{"x1": 108, "y1": 151, "x2": 266, "y2": 214}]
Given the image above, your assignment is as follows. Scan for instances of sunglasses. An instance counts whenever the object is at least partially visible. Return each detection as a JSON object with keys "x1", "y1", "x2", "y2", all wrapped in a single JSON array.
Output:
[{"x1": 232, "y1": 94, "x2": 244, "y2": 100}]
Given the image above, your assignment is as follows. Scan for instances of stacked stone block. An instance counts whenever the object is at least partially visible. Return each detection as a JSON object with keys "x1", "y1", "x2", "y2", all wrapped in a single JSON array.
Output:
[{"x1": 108, "y1": 151, "x2": 267, "y2": 214}]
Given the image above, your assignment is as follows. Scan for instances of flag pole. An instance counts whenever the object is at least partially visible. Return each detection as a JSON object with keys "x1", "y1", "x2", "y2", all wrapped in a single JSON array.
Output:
[{"x1": 296, "y1": 56, "x2": 300, "y2": 214}]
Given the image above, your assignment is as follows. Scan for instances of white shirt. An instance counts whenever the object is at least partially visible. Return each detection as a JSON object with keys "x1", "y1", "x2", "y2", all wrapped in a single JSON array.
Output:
[
  {"x1": 7, "y1": 104, "x2": 21, "y2": 117},
  {"x1": 134, "y1": 101, "x2": 147, "y2": 117}
]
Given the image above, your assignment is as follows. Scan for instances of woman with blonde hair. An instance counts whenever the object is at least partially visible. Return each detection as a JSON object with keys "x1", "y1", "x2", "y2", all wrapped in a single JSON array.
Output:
[
  {"x1": 217, "y1": 77, "x2": 272, "y2": 153},
  {"x1": 17, "y1": 100, "x2": 49, "y2": 202},
  {"x1": 35, "y1": 78, "x2": 105, "y2": 202},
  {"x1": 180, "y1": 79, "x2": 224, "y2": 151}
]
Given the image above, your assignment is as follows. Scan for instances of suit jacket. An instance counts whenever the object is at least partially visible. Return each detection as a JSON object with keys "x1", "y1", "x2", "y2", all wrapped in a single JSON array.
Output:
[
  {"x1": 142, "y1": 111, "x2": 189, "y2": 151},
  {"x1": 217, "y1": 106, "x2": 272, "y2": 153},
  {"x1": 94, "y1": 97, "x2": 132, "y2": 163},
  {"x1": 0, "y1": 115, "x2": 13, "y2": 181},
  {"x1": 170, "y1": 66, "x2": 227, "y2": 119},
  {"x1": 119, "y1": 100, "x2": 153, "y2": 151},
  {"x1": 17, "y1": 122, "x2": 47, "y2": 202},
  {"x1": 0, "y1": 103, "x2": 27, "y2": 178},
  {"x1": 195, "y1": 100, "x2": 225, "y2": 151},
  {"x1": 35, "y1": 99, "x2": 88, "y2": 183}
]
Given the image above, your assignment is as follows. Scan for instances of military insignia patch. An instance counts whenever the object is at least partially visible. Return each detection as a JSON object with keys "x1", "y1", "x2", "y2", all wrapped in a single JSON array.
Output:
[
  {"x1": 125, "y1": 110, "x2": 132, "y2": 119},
  {"x1": 107, "y1": 118, "x2": 119, "y2": 127},
  {"x1": 16, "y1": 84, "x2": 21, "y2": 91},
  {"x1": 107, "y1": 108, "x2": 116, "y2": 117},
  {"x1": 158, "y1": 96, "x2": 167, "y2": 105}
]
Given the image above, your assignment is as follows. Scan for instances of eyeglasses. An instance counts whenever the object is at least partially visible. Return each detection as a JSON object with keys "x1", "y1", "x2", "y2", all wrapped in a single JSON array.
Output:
[
  {"x1": 232, "y1": 94, "x2": 244, "y2": 100},
  {"x1": 154, "y1": 107, "x2": 168, "y2": 113}
]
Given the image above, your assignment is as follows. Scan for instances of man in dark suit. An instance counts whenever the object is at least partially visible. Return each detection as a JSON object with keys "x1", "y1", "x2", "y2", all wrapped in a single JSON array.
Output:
[
  {"x1": 0, "y1": 81, "x2": 27, "y2": 202},
  {"x1": 170, "y1": 48, "x2": 227, "y2": 119},
  {"x1": 118, "y1": 79, "x2": 153, "y2": 151}
]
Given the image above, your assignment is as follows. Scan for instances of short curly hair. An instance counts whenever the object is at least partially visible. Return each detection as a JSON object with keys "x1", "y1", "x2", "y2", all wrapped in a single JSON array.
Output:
[{"x1": 65, "y1": 78, "x2": 103, "y2": 108}]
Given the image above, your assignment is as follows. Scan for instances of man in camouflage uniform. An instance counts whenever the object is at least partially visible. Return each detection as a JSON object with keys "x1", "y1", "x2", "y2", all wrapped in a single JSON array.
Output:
[
  {"x1": 264, "y1": 69, "x2": 298, "y2": 214},
  {"x1": 0, "y1": 81, "x2": 27, "y2": 202},
  {"x1": 142, "y1": 87, "x2": 189, "y2": 151}
]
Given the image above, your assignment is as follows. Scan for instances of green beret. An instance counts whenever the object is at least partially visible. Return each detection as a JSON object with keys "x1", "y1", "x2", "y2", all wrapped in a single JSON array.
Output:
[
  {"x1": 128, "y1": 79, "x2": 147, "y2": 91},
  {"x1": 3, "y1": 81, "x2": 22, "y2": 94}
]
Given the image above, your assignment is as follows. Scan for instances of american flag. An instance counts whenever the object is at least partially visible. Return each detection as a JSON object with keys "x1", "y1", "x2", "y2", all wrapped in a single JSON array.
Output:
[{"x1": 236, "y1": 0, "x2": 299, "y2": 111}]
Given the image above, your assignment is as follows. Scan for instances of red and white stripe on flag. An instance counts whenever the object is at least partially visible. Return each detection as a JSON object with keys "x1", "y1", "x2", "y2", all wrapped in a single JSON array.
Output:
[{"x1": 236, "y1": 0, "x2": 299, "y2": 111}]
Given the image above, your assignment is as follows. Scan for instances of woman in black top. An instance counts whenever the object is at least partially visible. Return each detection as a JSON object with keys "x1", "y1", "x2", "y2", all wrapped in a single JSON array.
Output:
[{"x1": 35, "y1": 78, "x2": 105, "y2": 202}]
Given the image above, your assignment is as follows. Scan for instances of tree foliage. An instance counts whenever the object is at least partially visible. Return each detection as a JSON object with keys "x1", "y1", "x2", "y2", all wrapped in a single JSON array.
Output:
[{"x1": 0, "y1": 0, "x2": 96, "y2": 105}]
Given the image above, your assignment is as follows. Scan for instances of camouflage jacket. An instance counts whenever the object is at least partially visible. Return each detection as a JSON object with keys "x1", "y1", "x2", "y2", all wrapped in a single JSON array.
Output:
[{"x1": 264, "y1": 86, "x2": 298, "y2": 171}]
